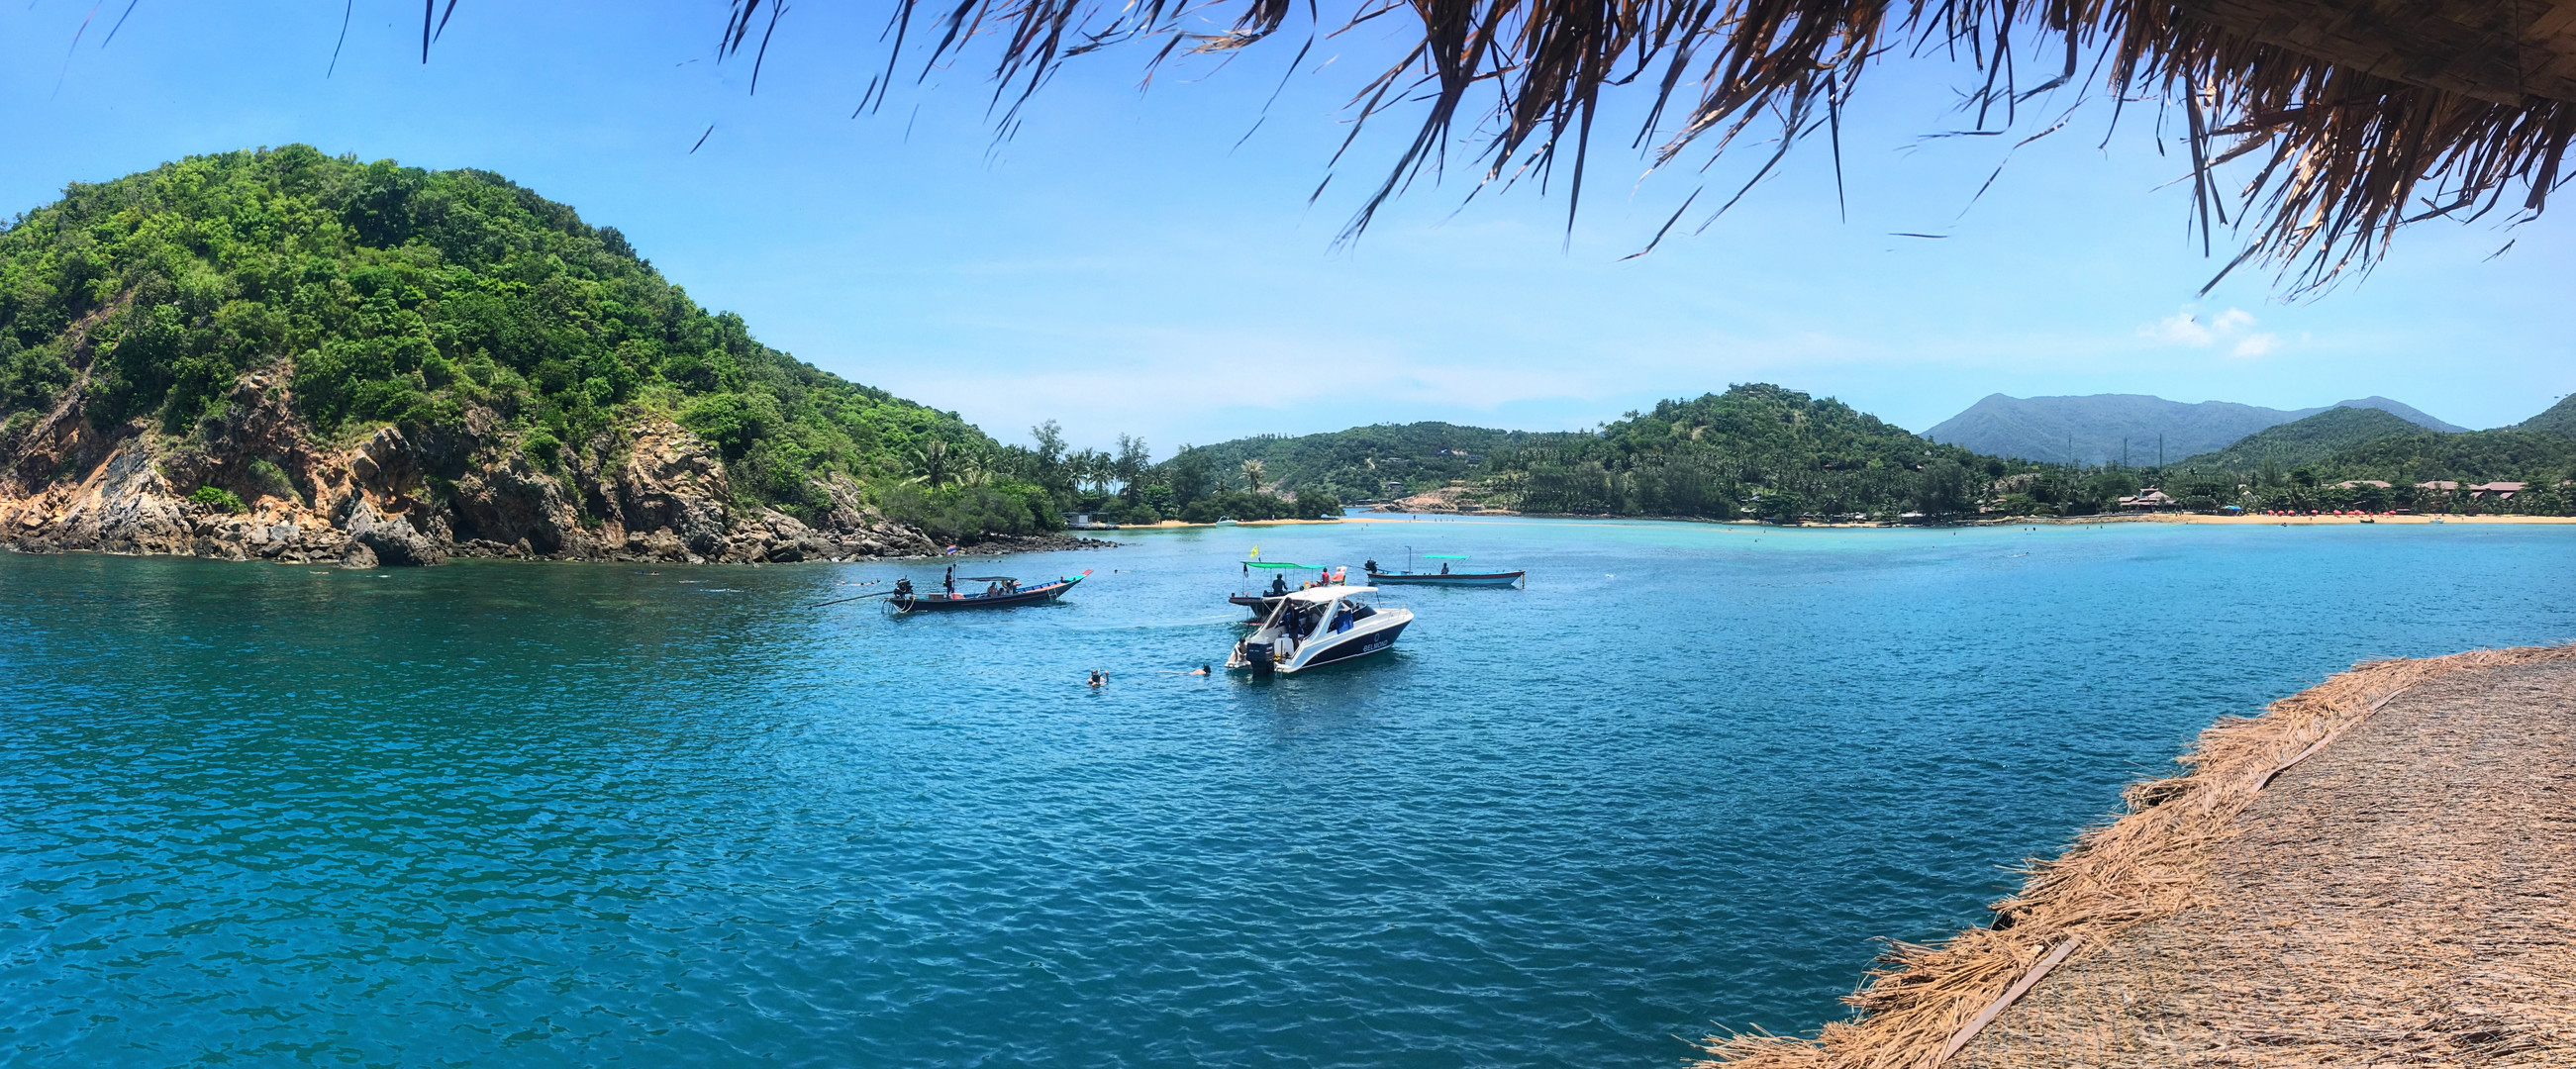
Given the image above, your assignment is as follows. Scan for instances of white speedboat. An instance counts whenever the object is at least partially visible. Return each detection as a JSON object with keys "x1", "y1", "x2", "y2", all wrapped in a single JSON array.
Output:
[{"x1": 1226, "y1": 585, "x2": 1412, "y2": 676}]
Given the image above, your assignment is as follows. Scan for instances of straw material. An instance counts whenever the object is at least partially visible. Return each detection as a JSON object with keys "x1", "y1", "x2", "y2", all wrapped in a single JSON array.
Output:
[
  {"x1": 1693, "y1": 642, "x2": 2576, "y2": 1069},
  {"x1": 717, "y1": 0, "x2": 2576, "y2": 290}
]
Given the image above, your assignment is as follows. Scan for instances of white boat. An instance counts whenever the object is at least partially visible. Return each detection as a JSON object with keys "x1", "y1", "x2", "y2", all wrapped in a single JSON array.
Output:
[{"x1": 1226, "y1": 585, "x2": 1412, "y2": 676}]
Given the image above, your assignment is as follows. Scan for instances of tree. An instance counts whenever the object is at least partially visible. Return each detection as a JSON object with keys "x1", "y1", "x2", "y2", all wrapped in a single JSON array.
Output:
[
  {"x1": 1029, "y1": 420, "x2": 1070, "y2": 496},
  {"x1": 1114, "y1": 434, "x2": 1151, "y2": 503},
  {"x1": 1167, "y1": 445, "x2": 1213, "y2": 506},
  {"x1": 1240, "y1": 458, "x2": 1269, "y2": 495},
  {"x1": 907, "y1": 439, "x2": 956, "y2": 488},
  {"x1": 1912, "y1": 459, "x2": 1977, "y2": 517}
]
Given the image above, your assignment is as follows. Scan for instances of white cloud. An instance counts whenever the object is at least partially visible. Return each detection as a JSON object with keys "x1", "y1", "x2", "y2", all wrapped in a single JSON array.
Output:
[{"x1": 2140, "y1": 306, "x2": 2274, "y2": 357}]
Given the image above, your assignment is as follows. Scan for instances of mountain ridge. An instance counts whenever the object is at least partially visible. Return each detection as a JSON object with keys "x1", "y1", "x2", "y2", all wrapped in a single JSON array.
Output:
[{"x1": 1923, "y1": 393, "x2": 2465, "y2": 466}]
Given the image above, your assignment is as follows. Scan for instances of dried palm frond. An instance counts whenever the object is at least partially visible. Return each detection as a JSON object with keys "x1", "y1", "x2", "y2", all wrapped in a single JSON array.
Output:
[{"x1": 712, "y1": 0, "x2": 2576, "y2": 292}]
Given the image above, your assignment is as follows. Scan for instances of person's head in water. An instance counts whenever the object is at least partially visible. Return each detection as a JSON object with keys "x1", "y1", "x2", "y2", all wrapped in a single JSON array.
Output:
[{"x1": 1087, "y1": 670, "x2": 1103, "y2": 687}]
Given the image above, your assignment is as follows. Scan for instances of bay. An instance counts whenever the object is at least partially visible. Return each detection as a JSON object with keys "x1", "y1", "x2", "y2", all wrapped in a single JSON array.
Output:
[{"x1": 2, "y1": 519, "x2": 2569, "y2": 1067}]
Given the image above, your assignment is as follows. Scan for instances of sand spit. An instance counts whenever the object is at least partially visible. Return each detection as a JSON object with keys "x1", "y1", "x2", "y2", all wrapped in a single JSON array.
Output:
[{"x1": 1700, "y1": 644, "x2": 2576, "y2": 1069}]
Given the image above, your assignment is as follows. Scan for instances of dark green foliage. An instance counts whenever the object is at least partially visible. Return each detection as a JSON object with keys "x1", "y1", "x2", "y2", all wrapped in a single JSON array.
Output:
[
  {"x1": 189, "y1": 485, "x2": 245, "y2": 512},
  {"x1": 1172, "y1": 423, "x2": 1536, "y2": 501},
  {"x1": 2173, "y1": 406, "x2": 2421, "y2": 471},
  {"x1": 874, "y1": 481, "x2": 1048, "y2": 544},
  {"x1": 247, "y1": 458, "x2": 301, "y2": 503},
  {"x1": 0, "y1": 146, "x2": 1044, "y2": 534},
  {"x1": 2519, "y1": 393, "x2": 2576, "y2": 437},
  {"x1": 1481, "y1": 384, "x2": 2035, "y2": 520},
  {"x1": 1176, "y1": 491, "x2": 1306, "y2": 524}
]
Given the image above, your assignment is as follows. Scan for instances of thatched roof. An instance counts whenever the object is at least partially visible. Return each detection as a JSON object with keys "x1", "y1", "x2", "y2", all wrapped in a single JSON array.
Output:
[{"x1": 703, "y1": 0, "x2": 2576, "y2": 291}]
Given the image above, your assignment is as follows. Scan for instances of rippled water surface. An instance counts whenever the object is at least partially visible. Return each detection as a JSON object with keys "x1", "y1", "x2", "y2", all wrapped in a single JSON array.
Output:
[{"x1": 4, "y1": 519, "x2": 2572, "y2": 1067}]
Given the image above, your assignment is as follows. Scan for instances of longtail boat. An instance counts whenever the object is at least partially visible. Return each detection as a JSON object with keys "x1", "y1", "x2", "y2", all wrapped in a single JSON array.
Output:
[
  {"x1": 891, "y1": 570, "x2": 1089, "y2": 613},
  {"x1": 1363, "y1": 551, "x2": 1524, "y2": 588},
  {"x1": 1229, "y1": 560, "x2": 1347, "y2": 619}
]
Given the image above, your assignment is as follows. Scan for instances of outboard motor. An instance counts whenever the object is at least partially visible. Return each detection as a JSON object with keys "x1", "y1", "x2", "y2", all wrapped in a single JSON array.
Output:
[
  {"x1": 1243, "y1": 640, "x2": 1275, "y2": 677},
  {"x1": 893, "y1": 578, "x2": 915, "y2": 597}
]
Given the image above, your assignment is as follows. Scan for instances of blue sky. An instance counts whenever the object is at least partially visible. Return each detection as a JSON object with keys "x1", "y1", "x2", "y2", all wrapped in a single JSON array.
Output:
[{"x1": 4, "y1": 2, "x2": 2568, "y2": 455}]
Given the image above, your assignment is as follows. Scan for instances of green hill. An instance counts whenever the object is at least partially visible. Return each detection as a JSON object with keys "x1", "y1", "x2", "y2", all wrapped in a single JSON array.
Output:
[
  {"x1": 2518, "y1": 393, "x2": 2576, "y2": 437},
  {"x1": 2174, "y1": 406, "x2": 2422, "y2": 472},
  {"x1": 0, "y1": 146, "x2": 1049, "y2": 560},
  {"x1": 1474, "y1": 384, "x2": 2046, "y2": 520},
  {"x1": 1168, "y1": 422, "x2": 1538, "y2": 502},
  {"x1": 2310, "y1": 430, "x2": 2576, "y2": 484}
]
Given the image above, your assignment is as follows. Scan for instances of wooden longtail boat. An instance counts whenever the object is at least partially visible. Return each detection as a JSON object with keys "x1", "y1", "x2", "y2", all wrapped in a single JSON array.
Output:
[
  {"x1": 1229, "y1": 560, "x2": 1347, "y2": 619},
  {"x1": 891, "y1": 570, "x2": 1089, "y2": 613},
  {"x1": 1362, "y1": 552, "x2": 1524, "y2": 588}
]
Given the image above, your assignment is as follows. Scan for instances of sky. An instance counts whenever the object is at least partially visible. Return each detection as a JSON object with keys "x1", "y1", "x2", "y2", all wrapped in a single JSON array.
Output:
[{"x1": 3, "y1": 1, "x2": 2569, "y2": 455}]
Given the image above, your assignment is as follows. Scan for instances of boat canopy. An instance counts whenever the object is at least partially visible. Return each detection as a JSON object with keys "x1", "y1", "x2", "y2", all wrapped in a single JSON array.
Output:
[
  {"x1": 1282, "y1": 584, "x2": 1377, "y2": 603},
  {"x1": 1242, "y1": 561, "x2": 1316, "y2": 569}
]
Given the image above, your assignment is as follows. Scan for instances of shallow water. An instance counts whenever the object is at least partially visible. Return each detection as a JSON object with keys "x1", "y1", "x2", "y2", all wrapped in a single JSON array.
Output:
[{"x1": 2, "y1": 519, "x2": 2570, "y2": 1067}]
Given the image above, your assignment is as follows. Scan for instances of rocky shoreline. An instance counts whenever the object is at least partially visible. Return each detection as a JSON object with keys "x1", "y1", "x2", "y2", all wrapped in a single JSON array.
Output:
[{"x1": 0, "y1": 366, "x2": 1112, "y2": 568}]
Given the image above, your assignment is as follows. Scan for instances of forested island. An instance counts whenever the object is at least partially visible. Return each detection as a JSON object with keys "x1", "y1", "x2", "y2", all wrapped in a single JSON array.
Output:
[{"x1": 5, "y1": 148, "x2": 2571, "y2": 569}]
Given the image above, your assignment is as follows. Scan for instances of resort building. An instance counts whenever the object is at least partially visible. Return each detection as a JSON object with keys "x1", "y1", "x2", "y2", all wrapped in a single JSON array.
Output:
[
  {"x1": 2468, "y1": 482, "x2": 2528, "y2": 501},
  {"x1": 2118, "y1": 488, "x2": 2177, "y2": 511}
]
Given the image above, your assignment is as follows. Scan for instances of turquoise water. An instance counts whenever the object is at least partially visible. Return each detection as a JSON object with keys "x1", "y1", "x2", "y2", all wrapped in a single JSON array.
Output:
[{"x1": 3, "y1": 519, "x2": 2571, "y2": 1067}]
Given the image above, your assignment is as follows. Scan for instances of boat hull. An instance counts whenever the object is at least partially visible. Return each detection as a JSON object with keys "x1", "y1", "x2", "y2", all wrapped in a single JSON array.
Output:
[
  {"x1": 1229, "y1": 607, "x2": 1413, "y2": 674},
  {"x1": 894, "y1": 572, "x2": 1086, "y2": 612},
  {"x1": 1365, "y1": 571, "x2": 1524, "y2": 588}
]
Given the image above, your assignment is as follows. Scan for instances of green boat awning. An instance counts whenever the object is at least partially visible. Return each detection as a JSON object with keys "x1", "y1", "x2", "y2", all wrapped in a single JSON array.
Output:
[{"x1": 1242, "y1": 561, "x2": 1316, "y2": 569}]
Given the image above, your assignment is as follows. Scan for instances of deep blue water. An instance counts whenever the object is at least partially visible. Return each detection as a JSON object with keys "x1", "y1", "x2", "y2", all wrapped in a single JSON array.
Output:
[{"x1": 2, "y1": 518, "x2": 2570, "y2": 1067}]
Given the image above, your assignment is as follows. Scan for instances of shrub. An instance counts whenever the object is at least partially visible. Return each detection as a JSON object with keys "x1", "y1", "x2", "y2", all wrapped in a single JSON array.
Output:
[
  {"x1": 247, "y1": 458, "x2": 302, "y2": 504},
  {"x1": 523, "y1": 430, "x2": 563, "y2": 466},
  {"x1": 190, "y1": 485, "x2": 246, "y2": 513}
]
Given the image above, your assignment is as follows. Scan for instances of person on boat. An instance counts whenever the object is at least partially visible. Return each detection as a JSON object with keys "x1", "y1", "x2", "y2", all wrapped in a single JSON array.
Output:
[
  {"x1": 1267, "y1": 574, "x2": 1288, "y2": 597},
  {"x1": 985, "y1": 581, "x2": 1000, "y2": 596},
  {"x1": 943, "y1": 565, "x2": 956, "y2": 593},
  {"x1": 1439, "y1": 562, "x2": 1449, "y2": 574}
]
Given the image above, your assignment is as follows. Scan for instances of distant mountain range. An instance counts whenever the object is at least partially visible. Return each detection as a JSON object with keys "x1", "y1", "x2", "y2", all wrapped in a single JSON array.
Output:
[{"x1": 1922, "y1": 394, "x2": 2466, "y2": 466}]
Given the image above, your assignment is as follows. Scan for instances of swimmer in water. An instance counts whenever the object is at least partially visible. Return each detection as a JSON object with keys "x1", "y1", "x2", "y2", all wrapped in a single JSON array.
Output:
[
  {"x1": 1188, "y1": 664, "x2": 1211, "y2": 676},
  {"x1": 1087, "y1": 671, "x2": 1106, "y2": 688}
]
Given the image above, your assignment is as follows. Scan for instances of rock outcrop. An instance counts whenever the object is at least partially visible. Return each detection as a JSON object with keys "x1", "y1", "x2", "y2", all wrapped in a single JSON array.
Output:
[{"x1": 0, "y1": 369, "x2": 952, "y2": 567}]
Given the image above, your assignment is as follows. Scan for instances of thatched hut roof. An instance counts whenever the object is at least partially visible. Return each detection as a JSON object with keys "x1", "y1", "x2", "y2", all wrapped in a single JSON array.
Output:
[{"x1": 700, "y1": 0, "x2": 2573, "y2": 292}]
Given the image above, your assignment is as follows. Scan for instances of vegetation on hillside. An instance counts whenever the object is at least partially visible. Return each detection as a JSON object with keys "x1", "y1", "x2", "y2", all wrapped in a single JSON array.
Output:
[
  {"x1": 0, "y1": 146, "x2": 1052, "y2": 539},
  {"x1": 2172, "y1": 406, "x2": 2421, "y2": 472},
  {"x1": 1171, "y1": 423, "x2": 1538, "y2": 503},
  {"x1": 2520, "y1": 394, "x2": 2576, "y2": 437},
  {"x1": 1466, "y1": 385, "x2": 2057, "y2": 521}
]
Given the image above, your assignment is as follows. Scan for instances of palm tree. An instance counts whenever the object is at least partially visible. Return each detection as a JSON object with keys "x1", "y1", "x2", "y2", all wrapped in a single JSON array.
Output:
[
  {"x1": 1239, "y1": 458, "x2": 1268, "y2": 496},
  {"x1": 908, "y1": 439, "x2": 955, "y2": 489}
]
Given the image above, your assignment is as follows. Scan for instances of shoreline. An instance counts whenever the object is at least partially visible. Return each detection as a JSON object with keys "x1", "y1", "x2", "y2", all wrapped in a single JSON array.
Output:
[{"x1": 1697, "y1": 644, "x2": 2576, "y2": 1068}]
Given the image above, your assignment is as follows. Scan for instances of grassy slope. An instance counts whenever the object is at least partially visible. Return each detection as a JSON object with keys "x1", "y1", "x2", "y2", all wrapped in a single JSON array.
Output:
[{"x1": 0, "y1": 146, "x2": 1047, "y2": 534}]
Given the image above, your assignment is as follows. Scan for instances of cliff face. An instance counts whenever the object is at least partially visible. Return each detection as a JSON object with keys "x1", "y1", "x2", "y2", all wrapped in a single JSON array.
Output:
[{"x1": 1, "y1": 355, "x2": 940, "y2": 567}]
